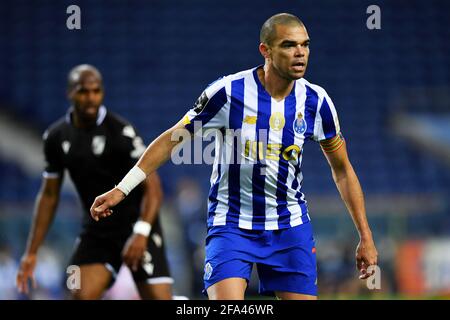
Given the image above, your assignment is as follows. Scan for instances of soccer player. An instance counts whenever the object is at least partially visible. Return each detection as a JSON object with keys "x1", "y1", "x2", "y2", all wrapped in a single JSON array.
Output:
[
  {"x1": 90, "y1": 13, "x2": 378, "y2": 300},
  {"x1": 16, "y1": 65, "x2": 173, "y2": 300}
]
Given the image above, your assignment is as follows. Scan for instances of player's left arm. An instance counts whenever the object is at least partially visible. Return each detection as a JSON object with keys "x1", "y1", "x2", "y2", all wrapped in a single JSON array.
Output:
[
  {"x1": 120, "y1": 125, "x2": 164, "y2": 272},
  {"x1": 140, "y1": 172, "x2": 163, "y2": 226},
  {"x1": 122, "y1": 172, "x2": 163, "y2": 272},
  {"x1": 320, "y1": 134, "x2": 378, "y2": 279}
]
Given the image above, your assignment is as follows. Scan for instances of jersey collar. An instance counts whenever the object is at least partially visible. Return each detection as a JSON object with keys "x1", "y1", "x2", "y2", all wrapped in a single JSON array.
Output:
[{"x1": 65, "y1": 105, "x2": 107, "y2": 126}]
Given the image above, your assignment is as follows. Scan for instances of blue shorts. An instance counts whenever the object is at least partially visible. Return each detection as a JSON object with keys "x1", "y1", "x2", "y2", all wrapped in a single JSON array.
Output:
[{"x1": 203, "y1": 222, "x2": 317, "y2": 297}]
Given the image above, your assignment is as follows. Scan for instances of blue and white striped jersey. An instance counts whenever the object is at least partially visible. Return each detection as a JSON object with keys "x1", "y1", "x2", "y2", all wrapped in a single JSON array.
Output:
[{"x1": 183, "y1": 66, "x2": 340, "y2": 230}]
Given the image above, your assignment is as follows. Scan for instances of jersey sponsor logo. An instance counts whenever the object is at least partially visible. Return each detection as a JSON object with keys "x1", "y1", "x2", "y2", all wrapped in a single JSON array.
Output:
[
  {"x1": 269, "y1": 112, "x2": 285, "y2": 131},
  {"x1": 62, "y1": 140, "x2": 71, "y2": 154},
  {"x1": 204, "y1": 262, "x2": 213, "y2": 280},
  {"x1": 293, "y1": 112, "x2": 307, "y2": 134},
  {"x1": 244, "y1": 140, "x2": 302, "y2": 162},
  {"x1": 122, "y1": 125, "x2": 136, "y2": 138},
  {"x1": 92, "y1": 135, "x2": 106, "y2": 156},
  {"x1": 282, "y1": 144, "x2": 301, "y2": 161},
  {"x1": 193, "y1": 91, "x2": 209, "y2": 114}
]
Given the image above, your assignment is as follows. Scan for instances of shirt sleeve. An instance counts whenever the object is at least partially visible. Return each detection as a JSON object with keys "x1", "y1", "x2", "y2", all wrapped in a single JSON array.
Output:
[
  {"x1": 313, "y1": 89, "x2": 341, "y2": 142},
  {"x1": 42, "y1": 130, "x2": 64, "y2": 179},
  {"x1": 121, "y1": 124, "x2": 147, "y2": 162},
  {"x1": 182, "y1": 78, "x2": 229, "y2": 134}
]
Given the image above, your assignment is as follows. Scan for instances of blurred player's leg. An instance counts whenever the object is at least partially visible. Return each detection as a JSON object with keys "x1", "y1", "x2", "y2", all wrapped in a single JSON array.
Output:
[
  {"x1": 206, "y1": 278, "x2": 247, "y2": 300},
  {"x1": 71, "y1": 264, "x2": 112, "y2": 300},
  {"x1": 136, "y1": 282, "x2": 172, "y2": 300},
  {"x1": 131, "y1": 220, "x2": 173, "y2": 300}
]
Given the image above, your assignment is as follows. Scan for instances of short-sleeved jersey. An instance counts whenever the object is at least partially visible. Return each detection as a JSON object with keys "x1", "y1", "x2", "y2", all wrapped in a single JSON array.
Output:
[
  {"x1": 43, "y1": 105, "x2": 147, "y2": 236},
  {"x1": 183, "y1": 66, "x2": 340, "y2": 231}
]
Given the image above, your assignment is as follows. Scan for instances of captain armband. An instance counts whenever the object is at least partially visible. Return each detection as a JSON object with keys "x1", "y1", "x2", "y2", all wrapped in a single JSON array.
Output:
[{"x1": 320, "y1": 132, "x2": 345, "y2": 153}]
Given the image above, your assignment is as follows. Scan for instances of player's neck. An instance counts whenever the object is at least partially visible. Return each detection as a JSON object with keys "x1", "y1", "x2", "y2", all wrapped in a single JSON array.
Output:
[
  {"x1": 258, "y1": 65, "x2": 295, "y2": 102},
  {"x1": 72, "y1": 110, "x2": 96, "y2": 129}
]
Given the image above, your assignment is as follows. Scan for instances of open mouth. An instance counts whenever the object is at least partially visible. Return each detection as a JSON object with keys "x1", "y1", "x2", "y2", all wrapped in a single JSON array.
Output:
[
  {"x1": 84, "y1": 106, "x2": 98, "y2": 115},
  {"x1": 292, "y1": 62, "x2": 305, "y2": 67}
]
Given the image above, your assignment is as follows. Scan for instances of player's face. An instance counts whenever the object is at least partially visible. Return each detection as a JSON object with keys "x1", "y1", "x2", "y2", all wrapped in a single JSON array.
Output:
[
  {"x1": 70, "y1": 79, "x2": 104, "y2": 121},
  {"x1": 267, "y1": 24, "x2": 310, "y2": 80}
]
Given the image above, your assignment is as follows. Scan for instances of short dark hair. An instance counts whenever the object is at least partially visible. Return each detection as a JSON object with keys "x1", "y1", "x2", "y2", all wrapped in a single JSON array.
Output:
[
  {"x1": 260, "y1": 13, "x2": 304, "y2": 45},
  {"x1": 67, "y1": 64, "x2": 103, "y2": 91}
]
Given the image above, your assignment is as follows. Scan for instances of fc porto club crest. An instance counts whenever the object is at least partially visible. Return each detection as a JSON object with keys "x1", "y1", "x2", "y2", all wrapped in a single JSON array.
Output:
[
  {"x1": 92, "y1": 135, "x2": 106, "y2": 156},
  {"x1": 293, "y1": 112, "x2": 307, "y2": 134},
  {"x1": 204, "y1": 262, "x2": 213, "y2": 280}
]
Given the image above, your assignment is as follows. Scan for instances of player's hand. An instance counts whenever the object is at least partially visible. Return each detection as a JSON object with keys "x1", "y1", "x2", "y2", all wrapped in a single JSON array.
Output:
[
  {"x1": 122, "y1": 234, "x2": 148, "y2": 272},
  {"x1": 90, "y1": 188, "x2": 125, "y2": 221},
  {"x1": 16, "y1": 253, "x2": 37, "y2": 295},
  {"x1": 356, "y1": 236, "x2": 378, "y2": 280}
]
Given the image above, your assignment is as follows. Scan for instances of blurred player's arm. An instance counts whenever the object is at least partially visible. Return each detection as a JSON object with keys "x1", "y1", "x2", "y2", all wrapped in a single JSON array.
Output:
[
  {"x1": 320, "y1": 134, "x2": 378, "y2": 279},
  {"x1": 122, "y1": 172, "x2": 164, "y2": 271},
  {"x1": 140, "y1": 172, "x2": 164, "y2": 226},
  {"x1": 90, "y1": 119, "x2": 188, "y2": 220},
  {"x1": 16, "y1": 176, "x2": 62, "y2": 294}
]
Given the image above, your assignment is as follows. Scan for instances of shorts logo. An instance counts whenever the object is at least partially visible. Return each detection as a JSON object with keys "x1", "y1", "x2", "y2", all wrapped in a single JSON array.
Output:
[
  {"x1": 293, "y1": 112, "x2": 307, "y2": 134},
  {"x1": 92, "y1": 135, "x2": 106, "y2": 156},
  {"x1": 62, "y1": 140, "x2": 71, "y2": 154},
  {"x1": 151, "y1": 233, "x2": 162, "y2": 248},
  {"x1": 269, "y1": 112, "x2": 285, "y2": 131},
  {"x1": 204, "y1": 262, "x2": 213, "y2": 280},
  {"x1": 142, "y1": 251, "x2": 154, "y2": 276},
  {"x1": 193, "y1": 92, "x2": 209, "y2": 114}
]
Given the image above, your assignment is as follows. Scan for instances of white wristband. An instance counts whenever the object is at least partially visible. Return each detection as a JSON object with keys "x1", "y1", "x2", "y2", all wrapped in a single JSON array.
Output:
[
  {"x1": 133, "y1": 220, "x2": 152, "y2": 237},
  {"x1": 116, "y1": 166, "x2": 147, "y2": 196}
]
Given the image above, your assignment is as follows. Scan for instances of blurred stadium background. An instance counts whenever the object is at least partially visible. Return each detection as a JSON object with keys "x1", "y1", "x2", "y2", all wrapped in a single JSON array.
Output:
[{"x1": 1, "y1": 0, "x2": 449, "y2": 299}]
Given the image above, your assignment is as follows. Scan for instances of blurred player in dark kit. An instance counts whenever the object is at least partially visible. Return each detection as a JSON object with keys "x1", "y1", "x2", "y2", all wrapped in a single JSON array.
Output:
[{"x1": 17, "y1": 64, "x2": 173, "y2": 300}]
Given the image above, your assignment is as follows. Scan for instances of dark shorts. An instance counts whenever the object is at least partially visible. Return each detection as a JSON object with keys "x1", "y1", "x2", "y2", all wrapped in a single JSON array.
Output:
[
  {"x1": 70, "y1": 217, "x2": 172, "y2": 285},
  {"x1": 203, "y1": 222, "x2": 317, "y2": 297}
]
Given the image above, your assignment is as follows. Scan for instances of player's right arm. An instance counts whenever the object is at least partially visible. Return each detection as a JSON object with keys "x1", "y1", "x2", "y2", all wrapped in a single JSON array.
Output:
[
  {"x1": 16, "y1": 176, "x2": 62, "y2": 294},
  {"x1": 91, "y1": 79, "x2": 228, "y2": 221},
  {"x1": 90, "y1": 119, "x2": 188, "y2": 220}
]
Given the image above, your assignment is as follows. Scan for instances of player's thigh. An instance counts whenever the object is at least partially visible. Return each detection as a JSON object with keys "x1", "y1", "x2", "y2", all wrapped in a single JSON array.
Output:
[
  {"x1": 203, "y1": 229, "x2": 254, "y2": 299},
  {"x1": 257, "y1": 223, "x2": 317, "y2": 297},
  {"x1": 275, "y1": 291, "x2": 317, "y2": 300},
  {"x1": 135, "y1": 281, "x2": 172, "y2": 300},
  {"x1": 206, "y1": 277, "x2": 248, "y2": 300},
  {"x1": 131, "y1": 221, "x2": 173, "y2": 300},
  {"x1": 71, "y1": 263, "x2": 112, "y2": 300}
]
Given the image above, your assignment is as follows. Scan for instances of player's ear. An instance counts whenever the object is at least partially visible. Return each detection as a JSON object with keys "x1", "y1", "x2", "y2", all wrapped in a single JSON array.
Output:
[
  {"x1": 67, "y1": 85, "x2": 75, "y2": 100},
  {"x1": 259, "y1": 42, "x2": 271, "y2": 59}
]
